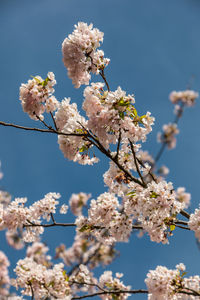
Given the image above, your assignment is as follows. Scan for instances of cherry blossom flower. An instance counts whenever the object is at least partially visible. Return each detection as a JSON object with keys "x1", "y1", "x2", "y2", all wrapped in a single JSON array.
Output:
[
  {"x1": 83, "y1": 83, "x2": 154, "y2": 148},
  {"x1": 124, "y1": 180, "x2": 186, "y2": 244},
  {"x1": 175, "y1": 187, "x2": 191, "y2": 209},
  {"x1": 0, "y1": 251, "x2": 10, "y2": 297},
  {"x1": 55, "y1": 98, "x2": 98, "y2": 165},
  {"x1": 146, "y1": 264, "x2": 200, "y2": 300},
  {"x1": 26, "y1": 242, "x2": 52, "y2": 267},
  {"x1": 99, "y1": 271, "x2": 131, "y2": 300},
  {"x1": 69, "y1": 192, "x2": 91, "y2": 216},
  {"x1": 60, "y1": 204, "x2": 68, "y2": 214},
  {"x1": 6, "y1": 230, "x2": 25, "y2": 250},
  {"x1": 169, "y1": 90, "x2": 199, "y2": 107},
  {"x1": 188, "y1": 207, "x2": 200, "y2": 241},
  {"x1": 62, "y1": 22, "x2": 109, "y2": 88},
  {"x1": 14, "y1": 258, "x2": 71, "y2": 299},
  {"x1": 19, "y1": 72, "x2": 58, "y2": 120},
  {"x1": 157, "y1": 123, "x2": 179, "y2": 149}
]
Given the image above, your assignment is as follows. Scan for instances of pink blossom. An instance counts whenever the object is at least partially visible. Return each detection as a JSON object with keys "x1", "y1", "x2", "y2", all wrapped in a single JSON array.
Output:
[
  {"x1": 169, "y1": 90, "x2": 199, "y2": 107},
  {"x1": 62, "y1": 22, "x2": 109, "y2": 88},
  {"x1": 19, "y1": 72, "x2": 57, "y2": 120}
]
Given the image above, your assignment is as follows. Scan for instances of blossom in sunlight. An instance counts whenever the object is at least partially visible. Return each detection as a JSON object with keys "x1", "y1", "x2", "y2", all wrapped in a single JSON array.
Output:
[
  {"x1": 62, "y1": 22, "x2": 109, "y2": 88},
  {"x1": 6, "y1": 230, "x2": 25, "y2": 250},
  {"x1": 0, "y1": 190, "x2": 11, "y2": 207},
  {"x1": 69, "y1": 192, "x2": 91, "y2": 216},
  {"x1": 60, "y1": 204, "x2": 69, "y2": 214},
  {"x1": 26, "y1": 242, "x2": 52, "y2": 267},
  {"x1": 83, "y1": 83, "x2": 154, "y2": 148},
  {"x1": 56, "y1": 98, "x2": 99, "y2": 165},
  {"x1": 55, "y1": 234, "x2": 116, "y2": 269},
  {"x1": 76, "y1": 192, "x2": 133, "y2": 245},
  {"x1": 188, "y1": 207, "x2": 200, "y2": 241},
  {"x1": 19, "y1": 72, "x2": 58, "y2": 120},
  {"x1": 70, "y1": 264, "x2": 97, "y2": 294},
  {"x1": 124, "y1": 180, "x2": 186, "y2": 244},
  {"x1": 99, "y1": 271, "x2": 131, "y2": 300},
  {"x1": 146, "y1": 264, "x2": 200, "y2": 300},
  {"x1": 13, "y1": 258, "x2": 71, "y2": 299},
  {"x1": 30, "y1": 192, "x2": 61, "y2": 221},
  {"x1": 0, "y1": 251, "x2": 10, "y2": 297},
  {"x1": 157, "y1": 123, "x2": 179, "y2": 149},
  {"x1": 0, "y1": 193, "x2": 61, "y2": 243},
  {"x1": 175, "y1": 187, "x2": 191, "y2": 209},
  {"x1": 169, "y1": 90, "x2": 199, "y2": 107}
]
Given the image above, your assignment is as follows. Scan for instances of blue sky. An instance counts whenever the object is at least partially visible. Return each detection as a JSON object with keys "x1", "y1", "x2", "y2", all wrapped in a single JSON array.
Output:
[{"x1": 0, "y1": 0, "x2": 200, "y2": 298}]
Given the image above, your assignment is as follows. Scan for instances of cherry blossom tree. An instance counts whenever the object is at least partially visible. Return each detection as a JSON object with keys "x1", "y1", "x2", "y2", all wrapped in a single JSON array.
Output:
[{"x1": 0, "y1": 22, "x2": 200, "y2": 299}]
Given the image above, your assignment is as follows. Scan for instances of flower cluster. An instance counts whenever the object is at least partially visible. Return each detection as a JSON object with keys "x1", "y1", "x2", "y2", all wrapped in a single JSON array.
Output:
[
  {"x1": 157, "y1": 123, "x2": 179, "y2": 149},
  {"x1": 55, "y1": 98, "x2": 98, "y2": 165},
  {"x1": 99, "y1": 271, "x2": 131, "y2": 300},
  {"x1": 76, "y1": 192, "x2": 133, "y2": 244},
  {"x1": 0, "y1": 251, "x2": 10, "y2": 297},
  {"x1": 188, "y1": 207, "x2": 200, "y2": 241},
  {"x1": 124, "y1": 180, "x2": 186, "y2": 244},
  {"x1": 0, "y1": 193, "x2": 61, "y2": 242},
  {"x1": 83, "y1": 83, "x2": 154, "y2": 148},
  {"x1": 56, "y1": 235, "x2": 116, "y2": 269},
  {"x1": 145, "y1": 263, "x2": 200, "y2": 299},
  {"x1": 3, "y1": 20, "x2": 200, "y2": 300},
  {"x1": 70, "y1": 264, "x2": 97, "y2": 294},
  {"x1": 169, "y1": 90, "x2": 199, "y2": 107},
  {"x1": 62, "y1": 22, "x2": 109, "y2": 88},
  {"x1": 26, "y1": 242, "x2": 52, "y2": 267},
  {"x1": 175, "y1": 187, "x2": 191, "y2": 209},
  {"x1": 69, "y1": 192, "x2": 91, "y2": 216},
  {"x1": 19, "y1": 72, "x2": 58, "y2": 120},
  {"x1": 13, "y1": 258, "x2": 71, "y2": 299}
]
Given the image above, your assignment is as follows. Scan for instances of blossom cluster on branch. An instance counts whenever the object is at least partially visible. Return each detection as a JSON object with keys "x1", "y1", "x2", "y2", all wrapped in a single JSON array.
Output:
[{"x1": 0, "y1": 21, "x2": 199, "y2": 299}]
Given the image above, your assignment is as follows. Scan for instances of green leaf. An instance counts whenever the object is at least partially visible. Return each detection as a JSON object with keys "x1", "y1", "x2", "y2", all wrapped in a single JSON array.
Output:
[
  {"x1": 170, "y1": 225, "x2": 176, "y2": 231},
  {"x1": 81, "y1": 242, "x2": 88, "y2": 253},
  {"x1": 31, "y1": 76, "x2": 41, "y2": 85},
  {"x1": 126, "y1": 191, "x2": 136, "y2": 196},
  {"x1": 119, "y1": 111, "x2": 124, "y2": 119},
  {"x1": 79, "y1": 145, "x2": 88, "y2": 153},
  {"x1": 150, "y1": 192, "x2": 159, "y2": 198},
  {"x1": 42, "y1": 77, "x2": 50, "y2": 87},
  {"x1": 79, "y1": 224, "x2": 91, "y2": 232},
  {"x1": 133, "y1": 108, "x2": 138, "y2": 116}
]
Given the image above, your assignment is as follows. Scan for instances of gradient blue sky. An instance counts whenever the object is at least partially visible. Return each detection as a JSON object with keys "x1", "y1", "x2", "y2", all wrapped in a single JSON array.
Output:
[{"x1": 0, "y1": 0, "x2": 200, "y2": 298}]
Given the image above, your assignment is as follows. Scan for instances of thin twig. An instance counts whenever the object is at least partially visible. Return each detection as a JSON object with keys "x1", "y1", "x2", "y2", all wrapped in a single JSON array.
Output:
[
  {"x1": 24, "y1": 221, "x2": 76, "y2": 228},
  {"x1": 114, "y1": 130, "x2": 121, "y2": 161},
  {"x1": 72, "y1": 289, "x2": 149, "y2": 300},
  {"x1": 50, "y1": 111, "x2": 58, "y2": 131},
  {"x1": 0, "y1": 121, "x2": 87, "y2": 137},
  {"x1": 153, "y1": 102, "x2": 185, "y2": 166},
  {"x1": 50, "y1": 213, "x2": 56, "y2": 224},
  {"x1": 69, "y1": 280, "x2": 106, "y2": 292},
  {"x1": 136, "y1": 157, "x2": 157, "y2": 183},
  {"x1": 68, "y1": 243, "x2": 101, "y2": 276},
  {"x1": 132, "y1": 225, "x2": 143, "y2": 230},
  {"x1": 71, "y1": 287, "x2": 200, "y2": 299},
  {"x1": 129, "y1": 139, "x2": 147, "y2": 187},
  {"x1": 28, "y1": 282, "x2": 34, "y2": 300},
  {"x1": 35, "y1": 114, "x2": 54, "y2": 131},
  {"x1": 174, "y1": 224, "x2": 190, "y2": 231},
  {"x1": 180, "y1": 210, "x2": 190, "y2": 219},
  {"x1": 99, "y1": 69, "x2": 110, "y2": 91},
  {"x1": 175, "y1": 220, "x2": 188, "y2": 226},
  {"x1": 78, "y1": 122, "x2": 145, "y2": 188}
]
